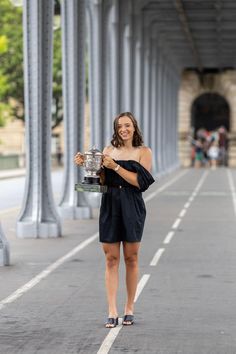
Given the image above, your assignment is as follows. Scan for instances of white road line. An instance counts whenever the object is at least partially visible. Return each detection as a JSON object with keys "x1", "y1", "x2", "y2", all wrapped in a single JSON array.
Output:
[
  {"x1": 134, "y1": 274, "x2": 151, "y2": 302},
  {"x1": 184, "y1": 202, "x2": 190, "y2": 209},
  {"x1": 150, "y1": 248, "x2": 165, "y2": 266},
  {"x1": 163, "y1": 231, "x2": 175, "y2": 245},
  {"x1": 97, "y1": 274, "x2": 151, "y2": 354},
  {"x1": 172, "y1": 218, "x2": 181, "y2": 229},
  {"x1": 0, "y1": 232, "x2": 99, "y2": 311},
  {"x1": 179, "y1": 209, "x2": 186, "y2": 218},
  {"x1": 227, "y1": 169, "x2": 236, "y2": 216}
]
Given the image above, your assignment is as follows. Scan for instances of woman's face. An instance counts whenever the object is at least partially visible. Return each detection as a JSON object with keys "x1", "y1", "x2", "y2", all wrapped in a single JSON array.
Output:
[{"x1": 117, "y1": 116, "x2": 135, "y2": 142}]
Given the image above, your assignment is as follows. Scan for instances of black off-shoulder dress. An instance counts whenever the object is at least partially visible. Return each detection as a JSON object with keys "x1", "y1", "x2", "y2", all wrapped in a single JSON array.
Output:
[{"x1": 99, "y1": 160, "x2": 155, "y2": 243}]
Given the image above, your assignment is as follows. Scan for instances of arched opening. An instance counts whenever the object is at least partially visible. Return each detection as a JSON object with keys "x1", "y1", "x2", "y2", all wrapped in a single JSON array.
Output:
[{"x1": 191, "y1": 93, "x2": 230, "y2": 137}]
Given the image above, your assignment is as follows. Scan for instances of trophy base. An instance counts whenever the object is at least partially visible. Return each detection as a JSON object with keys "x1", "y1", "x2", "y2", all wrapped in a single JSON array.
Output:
[
  {"x1": 75, "y1": 182, "x2": 108, "y2": 193},
  {"x1": 84, "y1": 176, "x2": 100, "y2": 184}
]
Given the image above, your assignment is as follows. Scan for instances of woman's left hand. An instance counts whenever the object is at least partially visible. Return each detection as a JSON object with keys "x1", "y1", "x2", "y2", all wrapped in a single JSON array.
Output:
[{"x1": 102, "y1": 154, "x2": 117, "y2": 170}]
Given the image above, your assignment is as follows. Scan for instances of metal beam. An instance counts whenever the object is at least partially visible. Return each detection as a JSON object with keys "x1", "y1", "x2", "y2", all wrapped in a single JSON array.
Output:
[{"x1": 174, "y1": 0, "x2": 202, "y2": 71}]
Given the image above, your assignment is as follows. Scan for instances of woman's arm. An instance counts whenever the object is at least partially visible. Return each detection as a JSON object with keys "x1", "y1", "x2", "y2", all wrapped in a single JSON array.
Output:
[{"x1": 102, "y1": 146, "x2": 153, "y2": 188}]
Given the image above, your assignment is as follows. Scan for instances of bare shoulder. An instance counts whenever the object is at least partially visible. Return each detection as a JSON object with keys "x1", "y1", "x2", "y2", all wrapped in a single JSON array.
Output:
[
  {"x1": 139, "y1": 146, "x2": 152, "y2": 172},
  {"x1": 103, "y1": 145, "x2": 113, "y2": 155},
  {"x1": 140, "y1": 146, "x2": 152, "y2": 158}
]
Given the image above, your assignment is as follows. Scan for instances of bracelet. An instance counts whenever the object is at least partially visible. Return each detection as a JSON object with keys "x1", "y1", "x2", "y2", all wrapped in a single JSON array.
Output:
[{"x1": 114, "y1": 164, "x2": 120, "y2": 172}]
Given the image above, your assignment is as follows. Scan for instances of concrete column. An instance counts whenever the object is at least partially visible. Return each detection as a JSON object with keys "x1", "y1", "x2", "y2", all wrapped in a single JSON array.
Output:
[
  {"x1": 150, "y1": 38, "x2": 158, "y2": 174},
  {"x1": 17, "y1": 0, "x2": 61, "y2": 238},
  {"x1": 59, "y1": 0, "x2": 91, "y2": 219},
  {"x1": 107, "y1": 0, "x2": 121, "y2": 120},
  {"x1": 133, "y1": 13, "x2": 143, "y2": 122},
  {"x1": 142, "y1": 26, "x2": 151, "y2": 146},
  {"x1": 87, "y1": 0, "x2": 104, "y2": 150},
  {"x1": 162, "y1": 62, "x2": 167, "y2": 172},
  {"x1": 0, "y1": 224, "x2": 10, "y2": 266},
  {"x1": 156, "y1": 53, "x2": 163, "y2": 173},
  {"x1": 121, "y1": 23, "x2": 133, "y2": 111}
]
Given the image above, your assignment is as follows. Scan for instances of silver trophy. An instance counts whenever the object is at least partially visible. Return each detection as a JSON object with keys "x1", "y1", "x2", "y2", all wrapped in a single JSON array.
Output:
[{"x1": 75, "y1": 147, "x2": 107, "y2": 193}]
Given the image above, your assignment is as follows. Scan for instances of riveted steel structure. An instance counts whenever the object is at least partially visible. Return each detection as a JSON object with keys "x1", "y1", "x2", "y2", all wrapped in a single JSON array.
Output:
[{"x1": 1, "y1": 0, "x2": 235, "y2": 244}]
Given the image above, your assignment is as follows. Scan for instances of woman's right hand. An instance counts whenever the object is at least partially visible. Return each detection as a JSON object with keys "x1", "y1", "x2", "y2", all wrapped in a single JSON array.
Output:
[{"x1": 74, "y1": 152, "x2": 84, "y2": 166}]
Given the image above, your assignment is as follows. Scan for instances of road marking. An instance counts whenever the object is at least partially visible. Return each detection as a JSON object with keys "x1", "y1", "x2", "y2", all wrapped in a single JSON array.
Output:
[
  {"x1": 97, "y1": 274, "x2": 151, "y2": 354},
  {"x1": 179, "y1": 209, "x2": 186, "y2": 218},
  {"x1": 150, "y1": 248, "x2": 165, "y2": 266},
  {"x1": 163, "y1": 231, "x2": 175, "y2": 244},
  {"x1": 172, "y1": 218, "x2": 181, "y2": 229},
  {"x1": 184, "y1": 202, "x2": 190, "y2": 209},
  {"x1": 0, "y1": 232, "x2": 99, "y2": 311},
  {"x1": 227, "y1": 169, "x2": 236, "y2": 216}
]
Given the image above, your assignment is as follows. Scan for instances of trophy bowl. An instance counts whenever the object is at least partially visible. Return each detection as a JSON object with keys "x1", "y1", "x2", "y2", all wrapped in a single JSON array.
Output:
[{"x1": 75, "y1": 147, "x2": 107, "y2": 193}]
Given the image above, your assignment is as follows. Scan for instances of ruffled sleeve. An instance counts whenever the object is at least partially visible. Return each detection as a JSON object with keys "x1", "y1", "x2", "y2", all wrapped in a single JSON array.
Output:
[{"x1": 132, "y1": 161, "x2": 155, "y2": 192}]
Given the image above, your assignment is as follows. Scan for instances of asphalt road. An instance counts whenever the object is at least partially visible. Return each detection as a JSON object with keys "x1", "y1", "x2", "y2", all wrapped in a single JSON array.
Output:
[{"x1": 0, "y1": 168, "x2": 236, "y2": 354}]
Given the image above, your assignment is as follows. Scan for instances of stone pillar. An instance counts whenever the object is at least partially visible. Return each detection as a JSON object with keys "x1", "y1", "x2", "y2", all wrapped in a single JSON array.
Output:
[
  {"x1": 59, "y1": 0, "x2": 91, "y2": 219},
  {"x1": 17, "y1": 0, "x2": 61, "y2": 238},
  {"x1": 0, "y1": 224, "x2": 10, "y2": 266}
]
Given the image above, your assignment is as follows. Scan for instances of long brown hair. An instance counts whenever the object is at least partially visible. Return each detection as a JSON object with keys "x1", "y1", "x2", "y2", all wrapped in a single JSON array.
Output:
[{"x1": 111, "y1": 112, "x2": 144, "y2": 148}]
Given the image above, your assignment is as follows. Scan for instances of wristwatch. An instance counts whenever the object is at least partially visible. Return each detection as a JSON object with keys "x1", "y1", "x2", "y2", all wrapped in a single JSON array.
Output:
[{"x1": 114, "y1": 164, "x2": 120, "y2": 172}]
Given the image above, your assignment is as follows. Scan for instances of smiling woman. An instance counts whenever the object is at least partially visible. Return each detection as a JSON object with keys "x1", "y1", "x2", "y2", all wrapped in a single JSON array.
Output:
[{"x1": 74, "y1": 111, "x2": 155, "y2": 328}]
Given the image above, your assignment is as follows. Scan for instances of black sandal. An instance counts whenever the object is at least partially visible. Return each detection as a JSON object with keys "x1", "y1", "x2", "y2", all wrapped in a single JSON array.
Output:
[
  {"x1": 122, "y1": 314, "x2": 134, "y2": 325},
  {"x1": 105, "y1": 317, "x2": 119, "y2": 328}
]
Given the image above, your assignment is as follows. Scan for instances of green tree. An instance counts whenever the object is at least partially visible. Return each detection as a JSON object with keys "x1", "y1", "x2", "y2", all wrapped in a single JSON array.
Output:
[{"x1": 0, "y1": 0, "x2": 63, "y2": 129}]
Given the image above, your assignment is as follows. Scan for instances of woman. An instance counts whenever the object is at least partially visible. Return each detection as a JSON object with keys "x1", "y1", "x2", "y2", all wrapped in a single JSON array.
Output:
[{"x1": 74, "y1": 112, "x2": 154, "y2": 328}]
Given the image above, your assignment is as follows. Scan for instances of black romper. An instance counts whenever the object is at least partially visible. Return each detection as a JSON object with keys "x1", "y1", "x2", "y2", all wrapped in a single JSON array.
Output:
[{"x1": 99, "y1": 160, "x2": 155, "y2": 243}]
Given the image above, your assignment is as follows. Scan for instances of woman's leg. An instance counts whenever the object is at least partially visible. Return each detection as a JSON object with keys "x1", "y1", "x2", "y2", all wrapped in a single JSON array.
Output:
[
  {"x1": 123, "y1": 242, "x2": 140, "y2": 322},
  {"x1": 102, "y1": 242, "x2": 120, "y2": 324}
]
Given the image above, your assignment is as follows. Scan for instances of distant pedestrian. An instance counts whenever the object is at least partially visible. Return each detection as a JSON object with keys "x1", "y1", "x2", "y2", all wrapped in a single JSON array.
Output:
[
  {"x1": 56, "y1": 146, "x2": 63, "y2": 166},
  {"x1": 208, "y1": 140, "x2": 219, "y2": 169}
]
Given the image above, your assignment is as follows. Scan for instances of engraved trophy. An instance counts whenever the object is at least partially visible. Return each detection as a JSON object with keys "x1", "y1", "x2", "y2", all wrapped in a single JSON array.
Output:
[{"x1": 75, "y1": 147, "x2": 107, "y2": 193}]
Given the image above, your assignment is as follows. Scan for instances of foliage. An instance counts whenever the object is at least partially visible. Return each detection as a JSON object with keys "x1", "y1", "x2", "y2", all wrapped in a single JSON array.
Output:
[{"x1": 0, "y1": 0, "x2": 64, "y2": 129}]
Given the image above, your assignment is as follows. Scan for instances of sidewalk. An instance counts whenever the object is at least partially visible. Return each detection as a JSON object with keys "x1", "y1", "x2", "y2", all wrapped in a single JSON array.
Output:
[{"x1": 0, "y1": 168, "x2": 26, "y2": 180}]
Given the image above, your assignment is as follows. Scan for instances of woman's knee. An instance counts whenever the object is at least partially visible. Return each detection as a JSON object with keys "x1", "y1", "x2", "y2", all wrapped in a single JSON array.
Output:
[
  {"x1": 124, "y1": 254, "x2": 138, "y2": 268},
  {"x1": 106, "y1": 254, "x2": 120, "y2": 269}
]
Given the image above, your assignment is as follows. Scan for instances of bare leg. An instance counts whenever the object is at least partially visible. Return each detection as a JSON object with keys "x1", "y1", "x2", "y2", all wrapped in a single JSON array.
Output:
[
  {"x1": 123, "y1": 242, "x2": 140, "y2": 324},
  {"x1": 102, "y1": 242, "x2": 120, "y2": 327}
]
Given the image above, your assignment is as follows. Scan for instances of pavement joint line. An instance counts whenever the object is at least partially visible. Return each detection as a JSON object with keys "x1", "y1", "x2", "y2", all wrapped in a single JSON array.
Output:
[
  {"x1": 97, "y1": 274, "x2": 151, "y2": 354},
  {"x1": 0, "y1": 232, "x2": 99, "y2": 311},
  {"x1": 150, "y1": 248, "x2": 165, "y2": 266},
  {"x1": 163, "y1": 231, "x2": 175, "y2": 245},
  {"x1": 227, "y1": 169, "x2": 236, "y2": 216}
]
